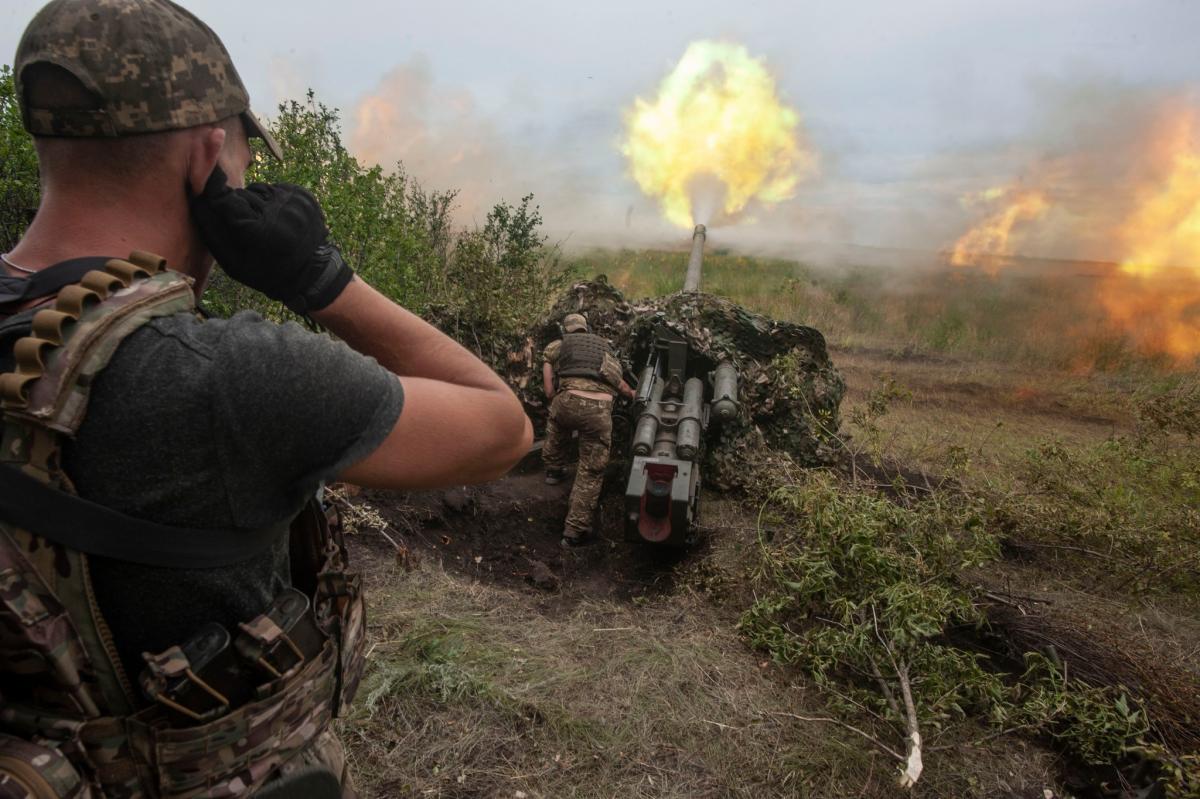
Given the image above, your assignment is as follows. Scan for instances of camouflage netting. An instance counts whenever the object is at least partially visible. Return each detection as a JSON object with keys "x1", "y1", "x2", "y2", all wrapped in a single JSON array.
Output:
[{"x1": 501, "y1": 276, "x2": 845, "y2": 491}]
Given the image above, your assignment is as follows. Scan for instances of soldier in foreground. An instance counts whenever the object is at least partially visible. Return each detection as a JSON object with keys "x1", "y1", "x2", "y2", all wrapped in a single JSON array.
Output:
[
  {"x1": 0, "y1": 0, "x2": 532, "y2": 796},
  {"x1": 542, "y1": 313, "x2": 636, "y2": 547}
]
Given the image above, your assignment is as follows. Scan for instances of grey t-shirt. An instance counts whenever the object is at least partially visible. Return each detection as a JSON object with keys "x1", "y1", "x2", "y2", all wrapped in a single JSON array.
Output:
[{"x1": 61, "y1": 309, "x2": 403, "y2": 686}]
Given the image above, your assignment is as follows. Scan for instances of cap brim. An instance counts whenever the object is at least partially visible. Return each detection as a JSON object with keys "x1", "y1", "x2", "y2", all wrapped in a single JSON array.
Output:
[{"x1": 242, "y1": 109, "x2": 283, "y2": 161}]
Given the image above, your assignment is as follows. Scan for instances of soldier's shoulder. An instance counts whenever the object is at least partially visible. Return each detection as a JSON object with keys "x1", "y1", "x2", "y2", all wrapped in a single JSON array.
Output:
[{"x1": 542, "y1": 339, "x2": 562, "y2": 361}]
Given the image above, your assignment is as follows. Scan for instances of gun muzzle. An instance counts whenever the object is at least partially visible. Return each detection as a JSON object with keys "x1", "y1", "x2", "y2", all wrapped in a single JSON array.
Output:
[{"x1": 683, "y1": 224, "x2": 706, "y2": 292}]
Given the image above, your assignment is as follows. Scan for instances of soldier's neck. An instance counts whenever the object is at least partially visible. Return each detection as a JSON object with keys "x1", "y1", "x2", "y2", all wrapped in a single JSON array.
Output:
[{"x1": 8, "y1": 185, "x2": 211, "y2": 287}]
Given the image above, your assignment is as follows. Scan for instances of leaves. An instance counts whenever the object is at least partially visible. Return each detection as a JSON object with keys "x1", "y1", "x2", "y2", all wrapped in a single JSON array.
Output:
[
  {"x1": 739, "y1": 472, "x2": 1157, "y2": 776},
  {"x1": 0, "y1": 65, "x2": 39, "y2": 254}
]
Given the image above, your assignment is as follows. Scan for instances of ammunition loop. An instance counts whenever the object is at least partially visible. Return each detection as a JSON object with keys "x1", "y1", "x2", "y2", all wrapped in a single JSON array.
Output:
[
  {"x1": 30, "y1": 310, "x2": 75, "y2": 345},
  {"x1": 55, "y1": 285, "x2": 101, "y2": 318},
  {"x1": 0, "y1": 372, "x2": 39, "y2": 408},
  {"x1": 104, "y1": 258, "x2": 153, "y2": 284},
  {"x1": 13, "y1": 337, "x2": 53, "y2": 375},
  {"x1": 126, "y1": 251, "x2": 167, "y2": 273},
  {"x1": 79, "y1": 270, "x2": 125, "y2": 299}
]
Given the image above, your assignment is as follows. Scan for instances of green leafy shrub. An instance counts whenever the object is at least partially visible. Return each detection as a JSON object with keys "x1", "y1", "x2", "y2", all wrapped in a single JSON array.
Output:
[
  {"x1": 740, "y1": 472, "x2": 1157, "y2": 782},
  {"x1": 0, "y1": 65, "x2": 39, "y2": 254}
]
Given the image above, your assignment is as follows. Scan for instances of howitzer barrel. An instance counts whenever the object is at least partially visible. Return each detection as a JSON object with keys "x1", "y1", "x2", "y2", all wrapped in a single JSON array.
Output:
[{"x1": 683, "y1": 224, "x2": 706, "y2": 292}]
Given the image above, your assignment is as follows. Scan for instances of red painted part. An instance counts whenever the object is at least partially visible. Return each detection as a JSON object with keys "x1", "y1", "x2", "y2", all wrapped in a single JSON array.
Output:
[
  {"x1": 638, "y1": 490, "x2": 671, "y2": 542},
  {"x1": 638, "y1": 462, "x2": 678, "y2": 543},
  {"x1": 646, "y1": 462, "x2": 677, "y2": 482}
]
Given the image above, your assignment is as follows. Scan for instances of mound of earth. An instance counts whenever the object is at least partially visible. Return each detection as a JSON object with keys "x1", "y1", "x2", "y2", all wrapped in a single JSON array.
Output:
[{"x1": 502, "y1": 277, "x2": 845, "y2": 490}]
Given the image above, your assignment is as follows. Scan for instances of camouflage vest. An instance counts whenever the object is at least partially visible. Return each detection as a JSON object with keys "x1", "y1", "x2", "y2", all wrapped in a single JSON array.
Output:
[
  {"x1": 556, "y1": 333, "x2": 609, "y2": 382},
  {"x1": 0, "y1": 253, "x2": 366, "y2": 798}
]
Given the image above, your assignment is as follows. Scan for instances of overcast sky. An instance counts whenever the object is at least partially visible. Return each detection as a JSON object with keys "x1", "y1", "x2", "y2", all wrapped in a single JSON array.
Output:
[{"x1": 4, "y1": 0, "x2": 1199, "y2": 259}]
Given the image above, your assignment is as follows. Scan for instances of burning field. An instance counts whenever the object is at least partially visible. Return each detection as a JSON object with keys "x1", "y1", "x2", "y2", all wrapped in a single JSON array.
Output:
[
  {"x1": 333, "y1": 40, "x2": 1200, "y2": 799},
  {"x1": 948, "y1": 102, "x2": 1200, "y2": 367}
]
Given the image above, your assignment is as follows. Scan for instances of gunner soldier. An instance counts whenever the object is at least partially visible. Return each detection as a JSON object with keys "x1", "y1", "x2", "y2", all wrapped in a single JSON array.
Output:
[{"x1": 541, "y1": 313, "x2": 635, "y2": 547}]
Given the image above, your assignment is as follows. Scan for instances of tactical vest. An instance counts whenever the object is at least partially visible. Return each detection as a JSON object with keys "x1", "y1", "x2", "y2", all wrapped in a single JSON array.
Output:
[
  {"x1": 0, "y1": 253, "x2": 366, "y2": 798},
  {"x1": 556, "y1": 333, "x2": 610, "y2": 382}
]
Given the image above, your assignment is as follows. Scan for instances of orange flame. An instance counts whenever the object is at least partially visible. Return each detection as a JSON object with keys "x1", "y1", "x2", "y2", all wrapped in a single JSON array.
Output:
[
  {"x1": 949, "y1": 185, "x2": 1049, "y2": 273},
  {"x1": 1101, "y1": 107, "x2": 1200, "y2": 363}
]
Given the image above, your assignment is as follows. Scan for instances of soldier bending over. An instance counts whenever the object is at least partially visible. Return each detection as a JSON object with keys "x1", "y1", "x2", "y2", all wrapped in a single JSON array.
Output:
[{"x1": 542, "y1": 313, "x2": 635, "y2": 547}]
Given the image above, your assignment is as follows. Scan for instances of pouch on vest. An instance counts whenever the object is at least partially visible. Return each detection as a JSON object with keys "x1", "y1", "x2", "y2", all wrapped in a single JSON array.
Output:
[{"x1": 0, "y1": 734, "x2": 85, "y2": 799}]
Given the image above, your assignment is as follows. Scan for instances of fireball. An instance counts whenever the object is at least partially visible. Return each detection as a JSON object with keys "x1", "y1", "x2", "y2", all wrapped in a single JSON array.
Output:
[{"x1": 621, "y1": 40, "x2": 814, "y2": 229}]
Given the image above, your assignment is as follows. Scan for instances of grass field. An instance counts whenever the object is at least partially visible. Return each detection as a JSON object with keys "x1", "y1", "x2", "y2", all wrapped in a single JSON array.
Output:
[{"x1": 341, "y1": 246, "x2": 1200, "y2": 798}]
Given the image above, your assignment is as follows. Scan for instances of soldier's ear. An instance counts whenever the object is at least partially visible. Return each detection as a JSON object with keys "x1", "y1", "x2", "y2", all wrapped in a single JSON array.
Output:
[{"x1": 185, "y1": 125, "x2": 227, "y2": 196}]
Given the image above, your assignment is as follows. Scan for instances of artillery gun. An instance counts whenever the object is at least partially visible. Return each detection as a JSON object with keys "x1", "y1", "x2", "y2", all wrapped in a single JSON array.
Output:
[{"x1": 623, "y1": 225, "x2": 739, "y2": 546}]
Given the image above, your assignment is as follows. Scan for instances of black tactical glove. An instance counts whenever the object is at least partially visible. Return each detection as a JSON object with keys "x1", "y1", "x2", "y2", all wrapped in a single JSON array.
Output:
[{"x1": 190, "y1": 167, "x2": 354, "y2": 314}]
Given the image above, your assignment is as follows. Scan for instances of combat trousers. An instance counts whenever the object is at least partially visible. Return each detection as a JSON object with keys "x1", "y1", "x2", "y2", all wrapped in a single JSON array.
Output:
[{"x1": 543, "y1": 392, "x2": 614, "y2": 537}]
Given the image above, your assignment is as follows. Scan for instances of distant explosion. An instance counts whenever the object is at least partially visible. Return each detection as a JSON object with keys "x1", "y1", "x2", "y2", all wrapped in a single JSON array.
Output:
[
  {"x1": 949, "y1": 185, "x2": 1049, "y2": 273},
  {"x1": 948, "y1": 102, "x2": 1200, "y2": 365},
  {"x1": 620, "y1": 40, "x2": 815, "y2": 229}
]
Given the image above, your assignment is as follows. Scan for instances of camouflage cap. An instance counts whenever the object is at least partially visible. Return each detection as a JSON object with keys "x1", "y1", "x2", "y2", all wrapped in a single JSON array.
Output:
[
  {"x1": 563, "y1": 313, "x2": 588, "y2": 333},
  {"x1": 14, "y1": 0, "x2": 282, "y2": 159}
]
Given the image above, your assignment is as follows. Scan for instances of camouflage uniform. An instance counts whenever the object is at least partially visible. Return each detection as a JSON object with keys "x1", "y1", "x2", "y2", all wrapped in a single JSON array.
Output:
[
  {"x1": 0, "y1": 256, "x2": 367, "y2": 798},
  {"x1": 542, "y1": 337, "x2": 624, "y2": 540}
]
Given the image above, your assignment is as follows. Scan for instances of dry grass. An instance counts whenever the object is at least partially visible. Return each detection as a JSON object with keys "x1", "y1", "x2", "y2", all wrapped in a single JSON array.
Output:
[
  {"x1": 335, "y1": 247, "x2": 1198, "y2": 797},
  {"x1": 340, "y1": 554, "x2": 1056, "y2": 798}
]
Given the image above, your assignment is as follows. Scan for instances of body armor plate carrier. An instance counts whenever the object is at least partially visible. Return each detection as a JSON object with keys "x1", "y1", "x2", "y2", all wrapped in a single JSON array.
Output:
[
  {"x1": 0, "y1": 253, "x2": 366, "y2": 798},
  {"x1": 555, "y1": 333, "x2": 610, "y2": 382}
]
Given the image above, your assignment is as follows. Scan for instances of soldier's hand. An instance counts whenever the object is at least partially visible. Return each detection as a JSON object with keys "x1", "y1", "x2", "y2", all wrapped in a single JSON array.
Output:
[{"x1": 190, "y1": 167, "x2": 354, "y2": 314}]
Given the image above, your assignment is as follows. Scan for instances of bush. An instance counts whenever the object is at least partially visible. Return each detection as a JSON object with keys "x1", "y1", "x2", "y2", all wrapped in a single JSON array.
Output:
[
  {"x1": 0, "y1": 65, "x2": 39, "y2": 254},
  {"x1": 740, "y1": 472, "x2": 1155, "y2": 785},
  {"x1": 203, "y1": 91, "x2": 570, "y2": 356}
]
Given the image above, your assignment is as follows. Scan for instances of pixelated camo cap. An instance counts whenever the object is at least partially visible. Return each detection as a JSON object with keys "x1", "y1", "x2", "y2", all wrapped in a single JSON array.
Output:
[
  {"x1": 563, "y1": 313, "x2": 588, "y2": 333},
  {"x1": 14, "y1": 0, "x2": 282, "y2": 160}
]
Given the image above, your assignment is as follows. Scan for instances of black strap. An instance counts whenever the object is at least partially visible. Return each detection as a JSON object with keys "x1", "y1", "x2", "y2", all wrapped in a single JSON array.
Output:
[
  {"x1": 0, "y1": 257, "x2": 112, "y2": 313},
  {"x1": 0, "y1": 464, "x2": 281, "y2": 569}
]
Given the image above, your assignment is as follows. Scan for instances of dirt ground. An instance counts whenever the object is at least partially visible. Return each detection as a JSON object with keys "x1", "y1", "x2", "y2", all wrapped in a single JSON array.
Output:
[
  {"x1": 337, "y1": 346, "x2": 1194, "y2": 798},
  {"x1": 356, "y1": 448, "x2": 699, "y2": 610}
]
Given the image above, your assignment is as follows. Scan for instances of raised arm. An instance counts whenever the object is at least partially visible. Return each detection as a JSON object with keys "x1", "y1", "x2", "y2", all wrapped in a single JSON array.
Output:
[
  {"x1": 315, "y1": 279, "x2": 533, "y2": 488},
  {"x1": 190, "y1": 168, "x2": 531, "y2": 491}
]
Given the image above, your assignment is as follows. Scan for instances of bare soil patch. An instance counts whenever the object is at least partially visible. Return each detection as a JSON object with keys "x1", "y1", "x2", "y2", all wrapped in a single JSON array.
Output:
[{"x1": 355, "y1": 466, "x2": 697, "y2": 612}]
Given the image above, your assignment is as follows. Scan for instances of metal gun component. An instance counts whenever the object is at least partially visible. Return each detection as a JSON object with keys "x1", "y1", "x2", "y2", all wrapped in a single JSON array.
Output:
[
  {"x1": 675, "y1": 377, "x2": 705, "y2": 460},
  {"x1": 624, "y1": 325, "x2": 709, "y2": 546},
  {"x1": 634, "y1": 361, "x2": 658, "y2": 405},
  {"x1": 631, "y1": 379, "x2": 663, "y2": 456},
  {"x1": 683, "y1": 224, "x2": 706, "y2": 292},
  {"x1": 711, "y1": 360, "x2": 739, "y2": 421}
]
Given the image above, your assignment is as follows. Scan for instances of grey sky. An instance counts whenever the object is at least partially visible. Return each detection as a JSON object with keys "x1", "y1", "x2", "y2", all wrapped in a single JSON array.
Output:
[{"x1": 4, "y1": 0, "x2": 1199, "y2": 258}]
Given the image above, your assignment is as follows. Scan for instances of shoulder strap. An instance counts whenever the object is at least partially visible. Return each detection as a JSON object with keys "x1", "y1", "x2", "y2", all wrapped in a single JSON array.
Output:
[
  {"x1": 0, "y1": 463, "x2": 282, "y2": 567},
  {"x1": 0, "y1": 251, "x2": 282, "y2": 568},
  {"x1": 0, "y1": 256, "x2": 112, "y2": 314}
]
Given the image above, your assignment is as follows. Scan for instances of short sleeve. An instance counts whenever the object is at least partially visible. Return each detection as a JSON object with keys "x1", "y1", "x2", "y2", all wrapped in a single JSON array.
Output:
[
  {"x1": 542, "y1": 340, "x2": 561, "y2": 365},
  {"x1": 208, "y1": 313, "x2": 404, "y2": 522}
]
